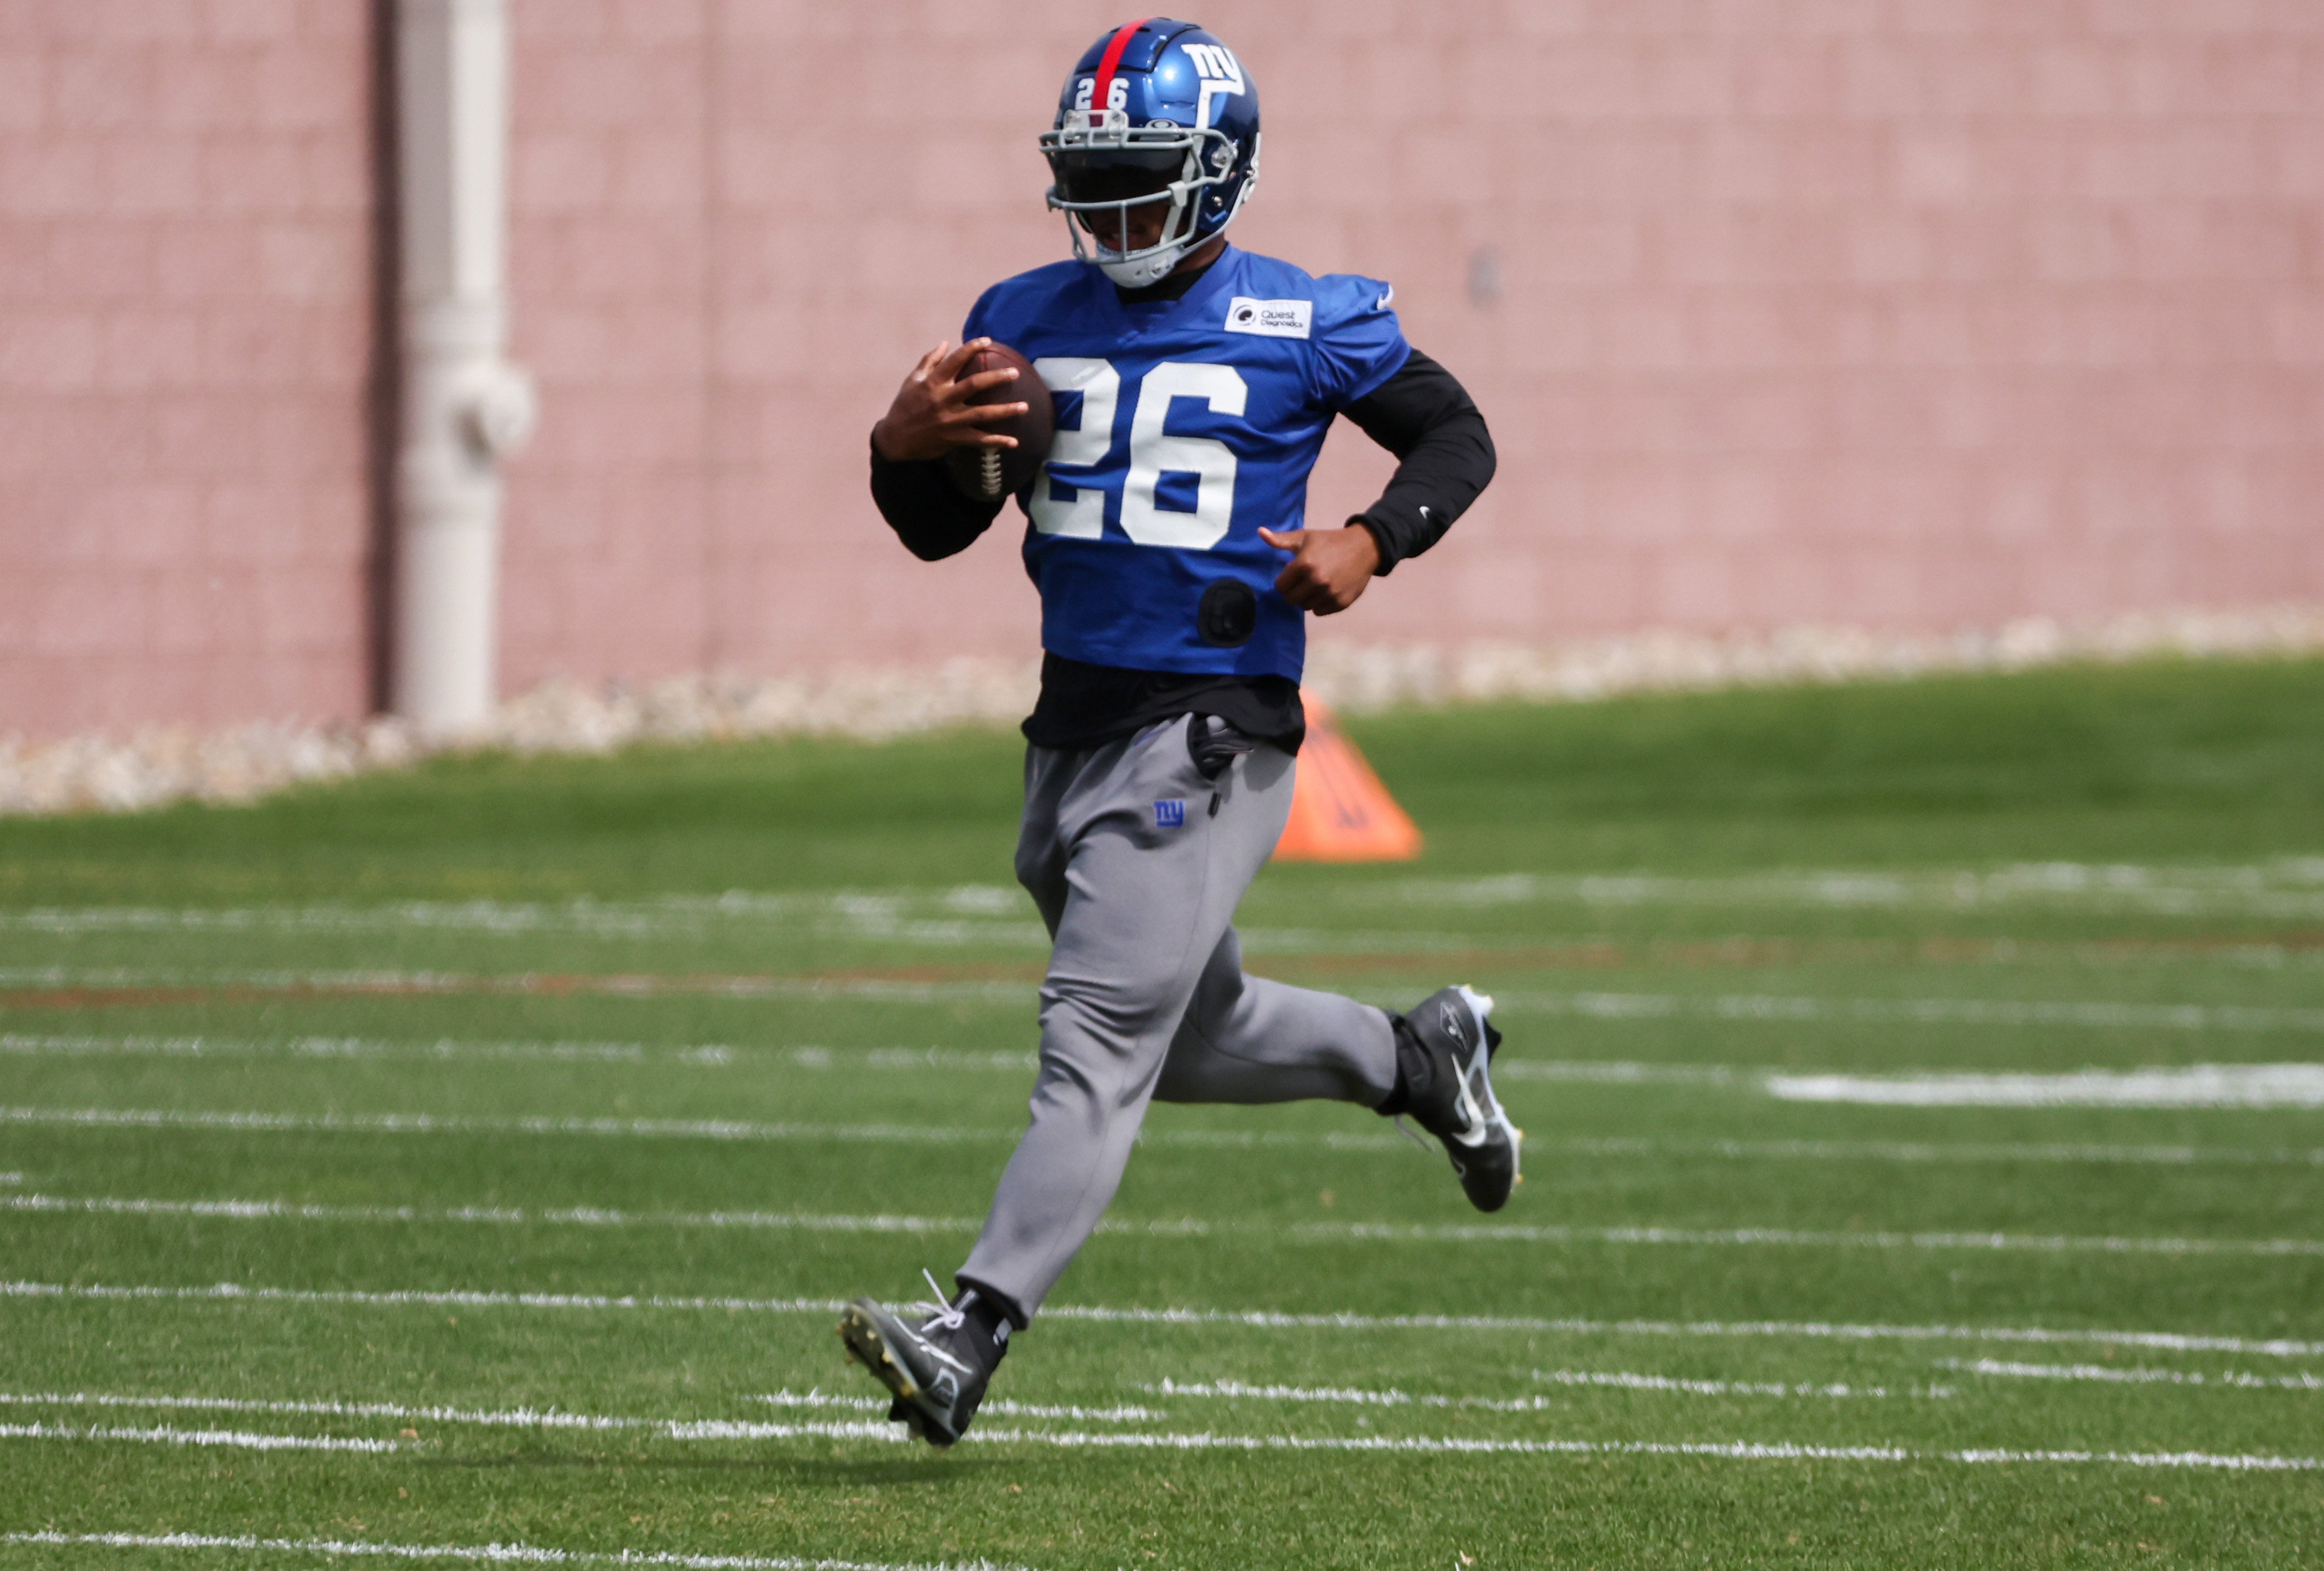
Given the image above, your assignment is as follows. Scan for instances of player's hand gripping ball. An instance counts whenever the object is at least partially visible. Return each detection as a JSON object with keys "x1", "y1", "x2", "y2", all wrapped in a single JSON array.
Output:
[
  {"x1": 873, "y1": 338, "x2": 1057, "y2": 502},
  {"x1": 942, "y1": 342, "x2": 1055, "y2": 501}
]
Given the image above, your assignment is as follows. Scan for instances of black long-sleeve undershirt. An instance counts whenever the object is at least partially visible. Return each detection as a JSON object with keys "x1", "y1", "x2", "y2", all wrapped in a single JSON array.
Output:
[
  {"x1": 1340, "y1": 348, "x2": 1495, "y2": 573},
  {"x1": 868, "y1": 438, "x2": 1002, "y2": 562}
]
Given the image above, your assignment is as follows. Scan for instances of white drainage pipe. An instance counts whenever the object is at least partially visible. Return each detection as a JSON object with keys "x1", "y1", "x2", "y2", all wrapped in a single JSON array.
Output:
[{"x1": 391, "y1": 0, "x2": 535, "y2": 738}]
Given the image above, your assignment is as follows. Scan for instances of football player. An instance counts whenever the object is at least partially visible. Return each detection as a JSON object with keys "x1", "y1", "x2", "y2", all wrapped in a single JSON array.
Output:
[{"x1": 843, "y1": 18, "x2": 1519, "y2": 1447}]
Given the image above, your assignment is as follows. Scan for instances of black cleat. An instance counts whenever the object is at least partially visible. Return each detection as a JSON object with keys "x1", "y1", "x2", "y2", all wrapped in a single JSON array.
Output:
[
  {"x1": 837, "y1": 1273, "x2": 1009, "y2": 1448},
  {"x1": 1390, "y1": 984, "x2": 1523, "y2": 1211}
]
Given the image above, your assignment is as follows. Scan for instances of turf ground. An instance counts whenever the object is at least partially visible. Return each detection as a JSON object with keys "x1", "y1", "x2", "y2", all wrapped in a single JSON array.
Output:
[{"x1": 1, "y1": 655, "x2": 2321, "y2": 1570}]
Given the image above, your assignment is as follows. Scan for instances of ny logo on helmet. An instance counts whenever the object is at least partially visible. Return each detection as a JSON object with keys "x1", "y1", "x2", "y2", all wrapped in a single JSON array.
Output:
[
  {"x1": 1182, "y1": 43, "x2": 1244, "y2": 89},
  {"x1": 1181, "y1": 42, "x2": 1245, "y2": 130}
]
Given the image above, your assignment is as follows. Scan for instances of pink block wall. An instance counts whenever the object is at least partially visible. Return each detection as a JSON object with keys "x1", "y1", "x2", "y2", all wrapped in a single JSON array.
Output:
[
  {"x1": 0, "y1": 0, "x2": 377, "y2": 739},
  {"x1": 4, "y1": 1, "x2": 2323, "y2": 737},
  {"x1": 500, "y1": 0, "x2": 2324, "y2": 691}
]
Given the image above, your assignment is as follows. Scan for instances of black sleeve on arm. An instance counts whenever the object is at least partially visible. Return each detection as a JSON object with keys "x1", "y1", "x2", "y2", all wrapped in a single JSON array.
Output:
[
  {"x1": 1337, "y1": 347, "x2": 1496, "y2": 575},
  {"x1": 869, "y1": 436, "x2": 1005, "y2": 561}
]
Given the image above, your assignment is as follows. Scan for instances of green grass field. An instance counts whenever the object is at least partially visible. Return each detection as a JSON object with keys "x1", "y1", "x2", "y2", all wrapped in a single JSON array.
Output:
[{"x1": 3, "y1": 656, "x2": 2321, "y2": 1570}]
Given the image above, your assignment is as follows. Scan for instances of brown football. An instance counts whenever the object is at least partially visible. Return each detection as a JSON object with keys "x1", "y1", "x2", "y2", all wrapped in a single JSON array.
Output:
[{"x1": 943, "y1": 341, "x2": 1056, "y2": 503}]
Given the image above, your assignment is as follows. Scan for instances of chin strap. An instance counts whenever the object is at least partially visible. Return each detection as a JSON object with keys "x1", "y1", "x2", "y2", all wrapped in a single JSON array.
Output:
[{"x1": 1097, "y1": 243, "x2": 1191, "y2": 289}]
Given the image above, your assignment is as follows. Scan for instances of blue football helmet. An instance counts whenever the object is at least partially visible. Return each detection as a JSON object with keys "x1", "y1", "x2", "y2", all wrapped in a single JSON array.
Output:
[{"x1": 1039, "y1": 19, "x2": 1262, "y2": 288}]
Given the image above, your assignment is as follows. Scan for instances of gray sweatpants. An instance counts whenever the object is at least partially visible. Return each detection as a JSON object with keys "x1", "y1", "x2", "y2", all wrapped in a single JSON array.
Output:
[{"x1": 957, "y1": 713, "x2": 1399, "y2": 1319}]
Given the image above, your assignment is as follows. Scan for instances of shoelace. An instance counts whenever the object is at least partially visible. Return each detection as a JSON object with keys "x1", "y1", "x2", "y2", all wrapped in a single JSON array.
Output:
[{"x1": 916, "y1": 1268, "x2": 968, "y2": 1333}]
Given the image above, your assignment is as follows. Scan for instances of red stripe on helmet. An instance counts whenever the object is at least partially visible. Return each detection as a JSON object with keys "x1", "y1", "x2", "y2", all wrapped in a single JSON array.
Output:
[{"x1": 1088, "y1": 18, "x2": 1151, "y2": 122}]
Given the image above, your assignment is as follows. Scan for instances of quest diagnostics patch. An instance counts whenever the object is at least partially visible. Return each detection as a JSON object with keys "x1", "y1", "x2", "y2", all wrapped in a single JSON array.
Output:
[{"x1": 1224, "y1": 297, "x2": 1312, "y2": 339}]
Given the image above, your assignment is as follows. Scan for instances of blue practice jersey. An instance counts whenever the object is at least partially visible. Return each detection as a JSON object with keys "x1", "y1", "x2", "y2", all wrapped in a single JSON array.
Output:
[{"x1": 962, "y1": 246, "x2": 1409, "y2": 682}]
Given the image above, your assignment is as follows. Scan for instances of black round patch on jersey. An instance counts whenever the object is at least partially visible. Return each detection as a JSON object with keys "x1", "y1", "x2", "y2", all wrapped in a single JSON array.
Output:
[{"x1": 1197, "y1": 579, "x2": 1257, "y2": 647}]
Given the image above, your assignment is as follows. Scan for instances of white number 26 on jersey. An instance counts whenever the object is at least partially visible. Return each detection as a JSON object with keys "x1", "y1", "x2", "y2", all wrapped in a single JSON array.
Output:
[{"x1": 1028, "y1": 359, "x2": 1246, "y2": 550}]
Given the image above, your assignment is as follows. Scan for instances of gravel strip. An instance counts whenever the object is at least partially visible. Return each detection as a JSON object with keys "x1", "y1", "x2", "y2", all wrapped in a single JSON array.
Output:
[{"x1": 5, "y1": 606, "x2": 2321, "y2": 819}]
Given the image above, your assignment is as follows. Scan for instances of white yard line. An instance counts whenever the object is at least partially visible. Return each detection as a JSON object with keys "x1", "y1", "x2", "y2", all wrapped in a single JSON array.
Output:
[
  {"x1": 0, "y1": 896, "x2": 826, "y2": 936},
  {"x1": 1378, "y1": 861, "x2": 2324, "y2": 918},
  {"x1": 0, "y1": 1106, "x2": 1014, "y2": 1145},
  {"x1": 1489, "y1": 991, "x2": 2324, "y2": 1035},
  {"x1": 9, "y1": 862, "x2": 2324, "y2": 937},
  {"x1": 1770, "y1": 1064, "x2": 2324, "y2": 1108},
  {"x1": 1525, "y1": 1134, "x2": 2324, "y2": 1166},
  {"x1": 1530, "y1": 1369, "x2": 1950, "y2": 1399},
  {"x1": 0, "y1": 969, "x2": 1039, "y2": 1006},
  {"x1": 951, "y1": 1427, "x2": 2324, "y2": 1470},
  {"x1": 849, "y1": 1047, "x2": 1036, "y2": 1070},
  {"x1": 753, "y1": 1391, "x2": 1160, "y2": 1422},
  {"x1": 1040, "y1": 1304, "x2": 2324, "y2": 1359},
  {"x1": 0, "y1": 1390, "x2": 1041, "y2": 1441},
  {"x1": 1938, "y1": 1359, "x2": 2324, "y2": 1392},
  {"x1": 1, "y1": 1193, "x2": 984, "y2": 1234},
  {"x1": 1, "y1": 1413, "x2": 895, "y2": 1447},
  {"x1": 0, "y1": 1386, "x2": 1125, "y2": 1429},
  {"x1": 19, "y1": 1190, "x2": 2318, "y2": 1260},
  {"x1": 1153, "y1": 1373, "x2": 1942, "y2": 1405},
  {"x1": 8, "y1": 1276, "x2": 2318, "y2": 1357},
  {"x1": 12, "y1": 1100, "x2": 2318, "y2": 1168},
  {"x1": 0, "y1": 1033, "x2": 1043, "y2": 1074},
  {"x1": 1496, "y1": 1059, "x2": 1748, "y2": 1083},
  {"x1": 1, "y1": 1530, "x2": 1031, "y2": 1571},
  {"x1": 0, "y1": 890, "x2": 1045, "y2": 948},
  {"x1": 13, "y1": 1023, "x2": 2324, "y2": 1166},
  {"x1": 16, "y1": 960, "x2": 2324, "y2": 1035},
  {"x1": 1306, "y1": 1220, "x2": 2324, "y2": 1259},
  {"x1": 0, "y1": 1033, "x2": 743, "y2": 1066},
  {"x1": 0, "y1": 892, "x2": 1428, "y2": 958},
  {"x1": 0, "y1": 1390, "x2": 753, "y2": 1430},
  {"x1": 6, "y1": 1027, "x2": 2318, "y2": 1084},
  {"x1": 0, "y1": 1104, "x2": 1398, "y2": 1154},
  {"x1": 0, "y1": 1420, "x2": 401, "y2": 1453},
  {"x1": 0, "y1": 1275, "x2": 850, "y2": 1315},
  {"x1": 18, "y1": 1416, "x2": 2304, "y2": 1472},
  {"x1": 1, "y1": 1397, "x2": 2315, "y2": 1476},
  {"x1": 0, "y1": 1379, "x2": 1874, "y2": 1431}
]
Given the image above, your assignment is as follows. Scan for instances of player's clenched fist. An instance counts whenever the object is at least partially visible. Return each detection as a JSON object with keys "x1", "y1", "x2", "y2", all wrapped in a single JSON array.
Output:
[
  {"x1": 871, "y1": 339, "x2": 1030, "y2": 463},
  {"x1": 1259, "y1": 524, "x2": 1382, "y2": 615}
]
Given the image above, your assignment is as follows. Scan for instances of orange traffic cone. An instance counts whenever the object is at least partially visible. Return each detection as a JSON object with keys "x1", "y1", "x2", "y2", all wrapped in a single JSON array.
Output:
[{"x1": 1271, "y1": 693, "x2": 1422, "y2": 862}]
